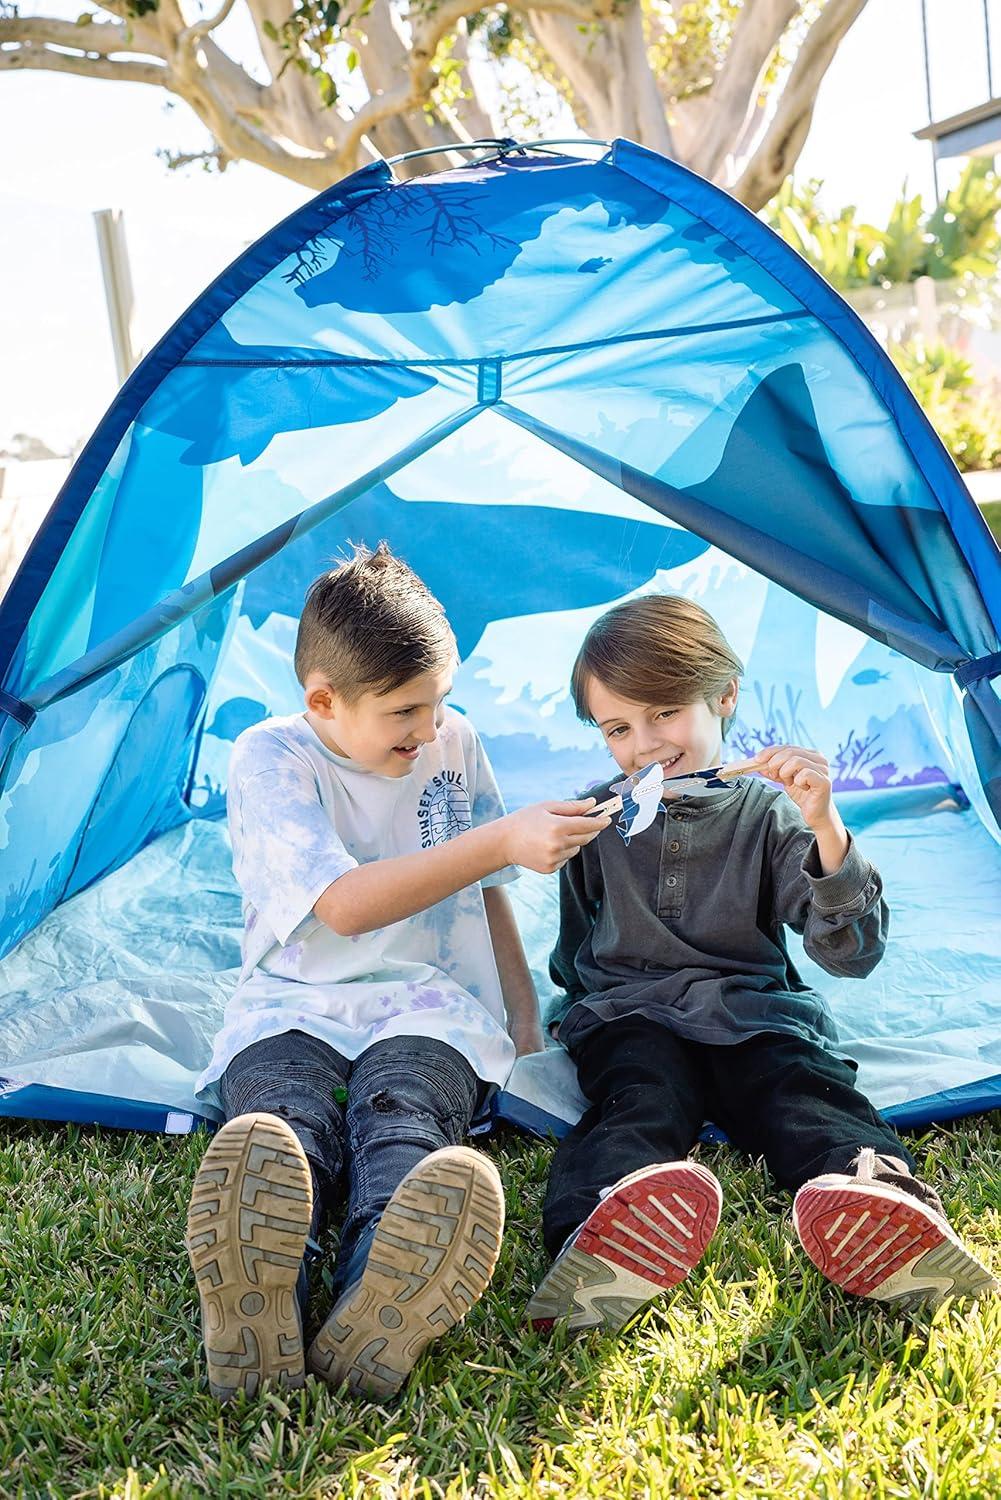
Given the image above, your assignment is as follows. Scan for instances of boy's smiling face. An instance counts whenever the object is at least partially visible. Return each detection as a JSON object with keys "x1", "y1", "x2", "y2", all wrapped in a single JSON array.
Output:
[
  {"x1": 304, "y1": 664, "x2": 455, "y2": 777},
  {"x1": 587, "y1": 676, "x2": 739, "y2": 788}
]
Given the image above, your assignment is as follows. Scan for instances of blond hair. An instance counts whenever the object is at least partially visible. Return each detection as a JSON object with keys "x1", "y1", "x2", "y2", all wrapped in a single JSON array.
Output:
[{"x1": 571, "y1": 595, "x2": 743, "y2": 736}]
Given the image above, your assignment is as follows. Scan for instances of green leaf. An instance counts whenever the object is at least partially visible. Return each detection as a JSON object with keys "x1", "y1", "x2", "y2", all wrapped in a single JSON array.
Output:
[{"x1": 346, "y1": 46, "x2": 358, "y2": 71}]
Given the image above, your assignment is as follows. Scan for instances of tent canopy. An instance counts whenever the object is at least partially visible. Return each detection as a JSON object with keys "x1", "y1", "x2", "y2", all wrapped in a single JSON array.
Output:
[{"x1": 1, "y1": 138, "x2": 1000, "y2": 1133}]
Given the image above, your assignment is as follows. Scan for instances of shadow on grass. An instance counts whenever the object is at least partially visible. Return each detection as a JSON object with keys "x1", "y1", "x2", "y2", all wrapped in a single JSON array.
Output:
[{"x1": 0, "y1": 1116, "x2": 997, "y2": 1498}]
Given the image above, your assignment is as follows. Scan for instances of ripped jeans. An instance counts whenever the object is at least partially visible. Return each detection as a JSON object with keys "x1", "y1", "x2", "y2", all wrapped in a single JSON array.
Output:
[{"x1": 219, "y1": 1030, "x2": 482, "y2": 1303}]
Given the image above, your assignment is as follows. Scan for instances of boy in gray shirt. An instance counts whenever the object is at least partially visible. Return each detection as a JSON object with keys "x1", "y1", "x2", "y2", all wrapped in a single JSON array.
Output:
[{"x1": 527, "y1": 595, "x2": 996, "y2": 1331}]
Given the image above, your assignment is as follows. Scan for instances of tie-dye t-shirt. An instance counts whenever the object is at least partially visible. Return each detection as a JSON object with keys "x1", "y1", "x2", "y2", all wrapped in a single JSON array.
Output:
[{"x1": 195, "y1": 708, "x2": 519, "y2": 1097}]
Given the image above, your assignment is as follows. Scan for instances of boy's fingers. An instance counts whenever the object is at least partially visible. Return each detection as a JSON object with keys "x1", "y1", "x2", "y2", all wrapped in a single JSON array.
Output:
[
  {"x1": 568, "y1": 828, "x2": 604, "y2": 847},
  {"x1": 762, "y1": 751, "x2": 821, "y2": 781},
  {"x1": 794, "y1": 766, "x2": 829, "y2": 788},
  {"x1": 758, "y1": 746, "x2": 828, "y2": 772},
  {"x1": 545, "y1": 798, "x2": 598, "y2": 815},
  {"x1": 558, "y1": 815, "x2": 612, "y2": 835}
]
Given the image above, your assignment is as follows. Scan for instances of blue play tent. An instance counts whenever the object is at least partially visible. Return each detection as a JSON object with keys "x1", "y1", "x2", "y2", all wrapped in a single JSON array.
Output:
[{"x1": 1, "y1": 138, "x2": 1000, "y2": 1135}]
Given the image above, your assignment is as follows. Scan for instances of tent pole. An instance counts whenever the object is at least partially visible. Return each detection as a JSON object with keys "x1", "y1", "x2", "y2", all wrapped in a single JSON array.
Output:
[
  {"x1": 382, "y1": 138, "x2": 610, "y2": 172},
  {"x1": 17, "y1": 403, "x2": 484, "y2": 723}
]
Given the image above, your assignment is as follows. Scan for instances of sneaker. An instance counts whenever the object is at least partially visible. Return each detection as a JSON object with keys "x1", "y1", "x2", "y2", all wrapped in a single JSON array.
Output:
[
  {"x1": 185, "y1": 1112, "x2": 313, "y2": 1401},
  {"x1": 526, "y1": 1160, "x2": 723, "y2": 1333},
  {"x1": 307, "y1": 1145, "x2": 504, "y2": 1401},
  {"x1": 793, "y1": 1147, "x2": 999, "y2": 1305}
]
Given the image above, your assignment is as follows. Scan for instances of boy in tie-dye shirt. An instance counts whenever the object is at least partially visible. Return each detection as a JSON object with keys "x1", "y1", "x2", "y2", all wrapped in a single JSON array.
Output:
[{"x1": 187, "y1": 542, "x2": 610, "y2": 1403}]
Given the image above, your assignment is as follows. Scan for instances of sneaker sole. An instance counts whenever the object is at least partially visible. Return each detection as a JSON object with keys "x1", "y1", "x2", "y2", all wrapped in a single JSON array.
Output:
[
  {"x1": 185, "y1": 1113, "x2": 313, "y2": 1400},
  {"x1": 307, "y1": 1146, "x2": 504, "y2": 1401},
  {"x1": 793, "y1": 1179, "x2": 999, "y2": 1305},
  {"x1": 527, "y1": 1160, "x2": 722, "y2": 1332}
]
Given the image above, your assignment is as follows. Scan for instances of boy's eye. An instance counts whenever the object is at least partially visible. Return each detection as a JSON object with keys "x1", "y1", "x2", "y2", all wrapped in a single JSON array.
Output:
[
  {"x1": 657, "y1": 709, "x2": 678, "y2": 720},
  {"x1": 606, "y1": 726, "x2": 628, "y2": 739},
  {"x1": 394, "y1": 708, "x2": 415, "y2": 718}
]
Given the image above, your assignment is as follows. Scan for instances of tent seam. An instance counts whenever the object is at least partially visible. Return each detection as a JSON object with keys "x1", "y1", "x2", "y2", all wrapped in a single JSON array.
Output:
[{"x1": 608, "y1": 140, "x2": 1001, "y2": 626}]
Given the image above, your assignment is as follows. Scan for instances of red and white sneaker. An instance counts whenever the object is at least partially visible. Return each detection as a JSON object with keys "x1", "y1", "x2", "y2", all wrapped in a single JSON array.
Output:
[
  {"x1": 793, "y1": 1148, "x2": 998, "y2": 1306},
  {"x1": 526, "y1": 1160, "x2": 722, "y2": 1332}
]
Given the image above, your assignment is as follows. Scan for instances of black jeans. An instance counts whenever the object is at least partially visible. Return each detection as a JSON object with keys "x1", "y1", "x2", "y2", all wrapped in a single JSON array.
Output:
[
  {"x1": 543, "y1": 1013, "x2": 916, "y2": 1256},
  {"x1": 220, "y1": 1030, "x2": 481, "y2": 1302}
]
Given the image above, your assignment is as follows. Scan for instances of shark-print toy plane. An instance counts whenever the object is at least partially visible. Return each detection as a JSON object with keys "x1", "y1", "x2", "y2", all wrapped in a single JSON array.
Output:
[{"x1": 590, "y1": 757, "x2": 760, "y2": 845}]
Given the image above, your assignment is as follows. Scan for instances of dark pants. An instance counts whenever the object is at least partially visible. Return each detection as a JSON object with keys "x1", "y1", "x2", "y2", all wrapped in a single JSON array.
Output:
[
  {"x1": 543, "y1": 1014, "x2": 915, "y2": 1256},
  {"x1": 220, "y1": 1030, "x2": 481, "y2": 1303}
]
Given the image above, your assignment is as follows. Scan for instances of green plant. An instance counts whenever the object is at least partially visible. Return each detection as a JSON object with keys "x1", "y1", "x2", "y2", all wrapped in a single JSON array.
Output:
[
  {"x1": 763, "y1": 161, "x2": 1001, "y2": 292},
  {"x1": 0, "y1": 1115, "x2": 998, "y2": 1497},
  {"x1": 890, "y1": 339, "x2": 1001, "y2": 472},
  {"x1": 980, "y1": 500, "x2": 1001, "y2": 544},
  {"x1": 764, "y1": 178, "x2": 876, "y2": 289}
]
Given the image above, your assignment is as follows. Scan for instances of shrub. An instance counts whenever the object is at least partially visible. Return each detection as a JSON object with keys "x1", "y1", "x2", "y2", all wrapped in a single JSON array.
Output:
[
  {"x1": 890, "y1": 339, "x2": 1001, "y2": 472},
  {"x1": 763, "y1": 161, "x2": 1001, "y2": 291}
]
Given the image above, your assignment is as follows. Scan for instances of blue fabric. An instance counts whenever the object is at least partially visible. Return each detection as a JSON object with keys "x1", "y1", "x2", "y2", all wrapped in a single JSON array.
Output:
[
  {"x1": 0, "y1": 1079, "x2": 202, "y2": 1133},
  {"x1": 0, "y1": 794, "x2": 999, "y2": 1132},
  {"x1": 0, "y1": 139, "x2": 999, "y2": 1131}
]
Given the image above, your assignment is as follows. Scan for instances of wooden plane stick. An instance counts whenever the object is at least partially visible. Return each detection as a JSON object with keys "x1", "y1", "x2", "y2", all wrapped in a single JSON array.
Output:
[{"x1": 714, "y1": 756, "x2": 762, "y2": 780}]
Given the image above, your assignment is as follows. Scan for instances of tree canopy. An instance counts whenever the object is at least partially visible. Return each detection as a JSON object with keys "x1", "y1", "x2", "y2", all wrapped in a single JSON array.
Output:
[{"x1": 0, "y1": 0, "x2": 869, "y2": 207}]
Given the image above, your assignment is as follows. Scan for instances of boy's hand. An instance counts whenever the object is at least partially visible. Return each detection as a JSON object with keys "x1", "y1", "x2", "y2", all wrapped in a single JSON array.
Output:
[
  {"x1": 749, "y1": 744, "x2": 851, "y2": 875},
  {"x1": 501, "y1": 799, "x2": 611, "y2": 874},
  {"x1": 747, "y1": 744, "x2": 837, "y2": 831}
]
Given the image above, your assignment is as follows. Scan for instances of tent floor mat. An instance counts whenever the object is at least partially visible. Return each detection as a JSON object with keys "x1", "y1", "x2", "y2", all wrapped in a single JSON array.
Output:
[{"x1": 1, "y1": 785, "x2": 1000, "y2": 1132}]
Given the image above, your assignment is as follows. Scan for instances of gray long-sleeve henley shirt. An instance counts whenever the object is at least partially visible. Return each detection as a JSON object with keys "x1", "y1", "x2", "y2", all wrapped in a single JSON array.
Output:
[{"x1": 546, "y1": 775, "x2": 889, "y2": 1052}]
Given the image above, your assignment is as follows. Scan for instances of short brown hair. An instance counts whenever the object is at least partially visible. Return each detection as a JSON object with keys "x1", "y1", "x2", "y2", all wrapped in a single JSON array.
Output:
[
  {"x1": 294, "y1": 542, "x2": 456, "y2": 699},
  {"x1": 571, "y1": 595, "x2": 743, "y2": 735}
]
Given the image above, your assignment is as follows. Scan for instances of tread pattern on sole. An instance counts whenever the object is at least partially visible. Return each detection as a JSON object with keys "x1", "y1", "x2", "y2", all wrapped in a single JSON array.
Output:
[
  {"x1": 186, "y1": 1112, "x2": 312, "y2": 1400},
  {"x1": 307, "y1": 1145, "x2": 504, "y2": 1401},
  {"x1": 793, "y1": 1181, "x2": 998, "y2": 1304},
  {"x1": 527, "y1": 1160, "x2": 722, "y2": 1332}
]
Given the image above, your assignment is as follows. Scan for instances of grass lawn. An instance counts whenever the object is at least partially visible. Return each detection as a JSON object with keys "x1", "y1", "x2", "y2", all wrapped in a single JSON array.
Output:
[
  {"x1": 0, "y1": 1116, "x2": 998, "y2": 1499},
  {"x1": 1, "y1": 497, "x2": 999, "y2": 1496},
  {"x1": 978, "y1": 499, "x2": 1001, "y2": 548}
]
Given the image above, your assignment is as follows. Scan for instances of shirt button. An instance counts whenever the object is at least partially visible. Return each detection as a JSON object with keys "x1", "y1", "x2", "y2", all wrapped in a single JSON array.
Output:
[
  {"x1": 669, "y1": 841, "x2": 681, "y2": 852},
  {"x1": 665, "y1": 875, "x2": 678, "y2": 887}
]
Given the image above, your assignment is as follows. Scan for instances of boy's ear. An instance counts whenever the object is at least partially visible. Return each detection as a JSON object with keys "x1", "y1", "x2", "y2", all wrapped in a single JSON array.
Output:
[
  {"x1": 304, "y1": 673, "x2": 338, "y2": 718},
  {"x1": 717, "y1": 678, "x2": 739, "y2": 719}
]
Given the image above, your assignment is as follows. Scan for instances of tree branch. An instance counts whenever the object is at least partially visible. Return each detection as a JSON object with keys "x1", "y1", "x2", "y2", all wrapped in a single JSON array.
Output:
[
  {"x1": 525, "y1": 12, "x2": 616, "y2": 135},
  {"x1": 526, "y1": 2, "x2": 671, "y2": 147},
  {"x1": 0, "y1": 42, "x2": 167, "y2": 86},
  {"x1": 619, "y1": 1, "x2": 672, "y2": 154},
  {"x1": 449, "y1": 18, "x2": 497, "y2": 141},
  {"x1": 688, "y1": 0, "x2": 797, "y2": 180},
  {"x1": 733, "y1": 0, "x2": 870, "y2": 209},
  {"x1": 179, "y1": 0, "x2": 240, "y2": 49},
  {"x1": 0, "y1": 0, "x2": 864, "y2": 200},
  {"x1": 339, "y1": 0, "x2": 508, "y2": 165},
  {"x1": 243, "y1": 0, "x2": 312, "y2": 94},
  {"x1": 0, "y1": 16, "x2": 149, "y2": 56}
]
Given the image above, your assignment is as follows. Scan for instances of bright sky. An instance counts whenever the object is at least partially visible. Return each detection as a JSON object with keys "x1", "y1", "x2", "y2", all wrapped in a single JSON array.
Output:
[{"x1": 0, "y1": 0, "x2": 994, "y2": 452}]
